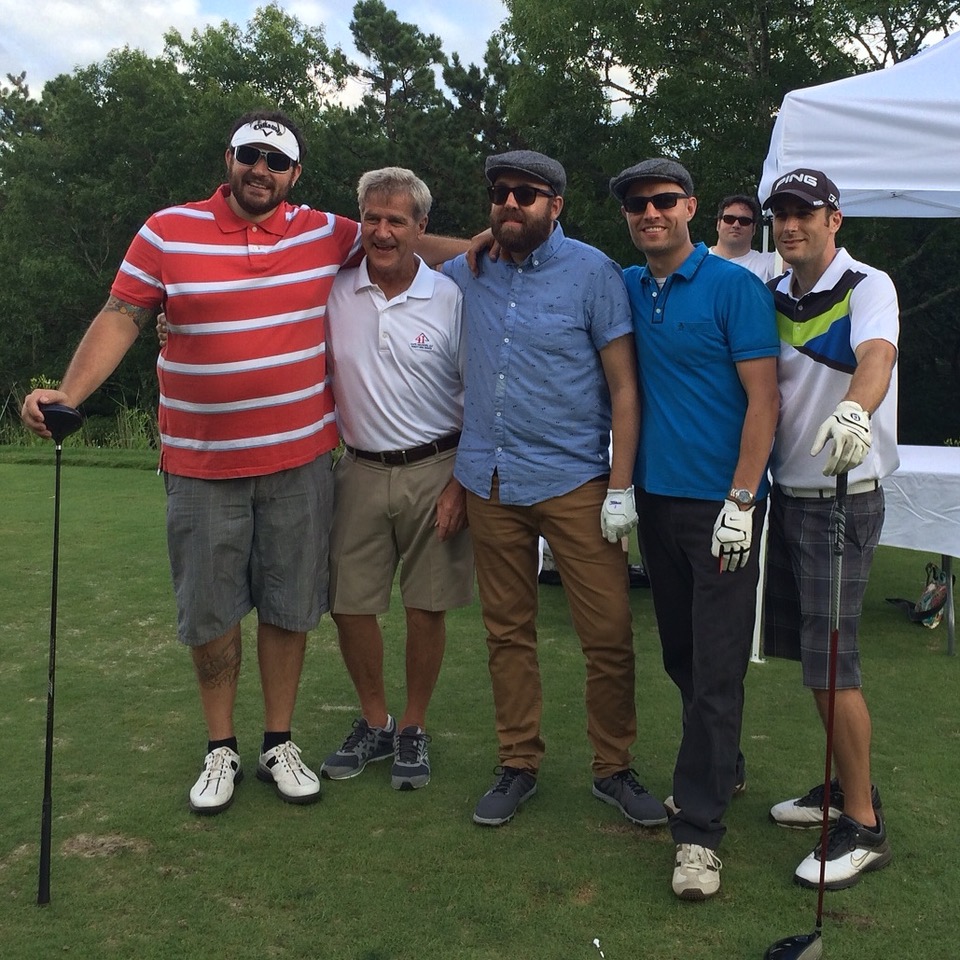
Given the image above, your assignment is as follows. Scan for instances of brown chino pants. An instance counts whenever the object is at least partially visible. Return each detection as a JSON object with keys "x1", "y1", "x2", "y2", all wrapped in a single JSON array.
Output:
[{"x1": 466, "y1": 476, "x2": 636, "y2": 778}]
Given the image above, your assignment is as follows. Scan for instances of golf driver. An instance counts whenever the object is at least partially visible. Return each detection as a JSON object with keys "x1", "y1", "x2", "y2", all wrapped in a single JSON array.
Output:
[
  {"x1": 763, "y1": 471, "x2": 848, "y2": 960},
  {"x1": 36, "y1": 401, "x2": 83, "y2": 907}
]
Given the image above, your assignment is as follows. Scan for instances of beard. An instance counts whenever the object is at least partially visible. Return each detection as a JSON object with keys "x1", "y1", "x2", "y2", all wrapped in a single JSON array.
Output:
[
  {"x1": 228, "y1": 168, "x2": 292, "y2": 218},
  {"x1": 490, "y1": 206, "x2": 554, "y2": 256}
]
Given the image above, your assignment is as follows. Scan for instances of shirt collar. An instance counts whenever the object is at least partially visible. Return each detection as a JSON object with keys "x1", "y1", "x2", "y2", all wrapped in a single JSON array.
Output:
[
  {"x1": 639, "y1": 241, "x2": 709, "y2": 282},
  {"x1": 775, "y1": 247, "x2": 853, "y2": 301},
  {"x1": 354, "y1": 254, "x2": 435, "y2": 299},
  {"x1": 213, "y1": 184, "x2": 290, "y2": 236}
]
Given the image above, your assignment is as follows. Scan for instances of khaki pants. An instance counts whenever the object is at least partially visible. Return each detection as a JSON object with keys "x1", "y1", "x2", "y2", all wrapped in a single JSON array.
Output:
[{"x1": 466, "y1": 476, "x2": 636, "y2": 778}]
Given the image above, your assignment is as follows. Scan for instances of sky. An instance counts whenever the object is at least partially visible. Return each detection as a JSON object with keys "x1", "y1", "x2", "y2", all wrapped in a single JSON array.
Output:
[{"x1": 2, "y1": 0, "x2": 509, "y2": 98}]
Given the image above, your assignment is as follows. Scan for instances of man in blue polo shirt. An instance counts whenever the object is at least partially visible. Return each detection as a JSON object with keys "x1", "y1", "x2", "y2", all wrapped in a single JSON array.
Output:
[
  {"x1": 610, "y1": 157, "x2": 780, "y2": 900},
  {"x1": 443, "y1": 150, "x2": 666, "y2": 831}
]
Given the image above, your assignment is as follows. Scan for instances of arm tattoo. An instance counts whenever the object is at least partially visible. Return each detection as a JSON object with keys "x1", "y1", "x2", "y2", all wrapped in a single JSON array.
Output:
[
  {"x1": 104, "y1": 294, "x2": 157, "y2": 333},
  {"x1": 193, "y1": 631, "x2": 242, "y2": 689}
]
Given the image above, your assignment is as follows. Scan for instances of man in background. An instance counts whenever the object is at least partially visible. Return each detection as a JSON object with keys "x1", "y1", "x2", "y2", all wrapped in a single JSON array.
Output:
[{"x1": 710, "y1": 193, "x2": 779, "y2": 281}]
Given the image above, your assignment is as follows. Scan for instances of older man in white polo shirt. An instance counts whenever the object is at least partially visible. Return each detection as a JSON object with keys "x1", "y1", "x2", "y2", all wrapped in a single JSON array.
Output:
[{"x1": 319, "y1": 167, "x2": 473, "y2": 791}]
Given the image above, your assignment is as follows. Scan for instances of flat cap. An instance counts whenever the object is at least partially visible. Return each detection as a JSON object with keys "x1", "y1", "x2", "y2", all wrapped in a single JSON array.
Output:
[
  {"x1": 485, "y1": 150, "x2": 566, "y2": 197},
  {"x1": 609, "y1": 158, "x2": 694, "y2": 202}
]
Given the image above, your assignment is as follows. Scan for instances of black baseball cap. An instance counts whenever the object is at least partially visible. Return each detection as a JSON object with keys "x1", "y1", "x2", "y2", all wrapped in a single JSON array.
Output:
[{"x1": 763, "y1": 168, "x2": 840, "y2": 210}]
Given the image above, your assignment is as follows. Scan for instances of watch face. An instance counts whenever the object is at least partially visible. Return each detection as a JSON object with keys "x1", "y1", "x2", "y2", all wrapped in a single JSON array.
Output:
[{"x1": 731, "y1": 488, "x2": 753, "y2": 505}]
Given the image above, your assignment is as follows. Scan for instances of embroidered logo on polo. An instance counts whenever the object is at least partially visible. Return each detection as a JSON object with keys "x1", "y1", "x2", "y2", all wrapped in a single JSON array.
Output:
[{"x1": 410, "y1": 332, "x2": 434, "y2": 352}]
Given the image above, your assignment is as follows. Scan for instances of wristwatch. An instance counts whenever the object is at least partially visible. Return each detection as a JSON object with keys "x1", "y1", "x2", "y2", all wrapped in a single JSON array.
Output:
[{"x1": 727, "y1": 487, "x2": 756, "y2": 508}]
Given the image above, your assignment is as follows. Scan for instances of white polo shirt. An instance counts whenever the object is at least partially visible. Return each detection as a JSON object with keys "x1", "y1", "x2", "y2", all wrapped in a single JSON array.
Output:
[
  {"x1": 326, "y1": 256, "x2": 465, "y2": 451},
  {"x1": 769, "y1": 248, "x2": 900, "y2": 488}
]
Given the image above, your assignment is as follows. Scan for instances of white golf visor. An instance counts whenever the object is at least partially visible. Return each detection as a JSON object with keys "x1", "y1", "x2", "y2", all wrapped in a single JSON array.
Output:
[{"x1": 230, "y1": 120, "x2": 300, "y2": 163}]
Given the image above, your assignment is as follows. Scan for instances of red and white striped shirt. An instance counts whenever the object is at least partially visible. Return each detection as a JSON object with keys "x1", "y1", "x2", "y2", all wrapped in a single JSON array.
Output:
[{"x1": 111, "y1": 186, "x2": 362, "y2": 479}]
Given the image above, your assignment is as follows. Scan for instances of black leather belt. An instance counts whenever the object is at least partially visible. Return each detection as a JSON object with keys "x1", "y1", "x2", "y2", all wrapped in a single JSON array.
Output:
[{"x1": 346, "y1": 431, "x2": 461, "y2": 466}]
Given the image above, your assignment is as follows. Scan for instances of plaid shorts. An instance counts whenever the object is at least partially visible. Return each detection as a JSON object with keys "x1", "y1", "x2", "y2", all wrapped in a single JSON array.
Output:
[
  {"x1": 164, "y1": 455, "x2": 334, "y2": 646},
  {"x1": 763, "y1": 485, "x2": 884, "y2": 689}
]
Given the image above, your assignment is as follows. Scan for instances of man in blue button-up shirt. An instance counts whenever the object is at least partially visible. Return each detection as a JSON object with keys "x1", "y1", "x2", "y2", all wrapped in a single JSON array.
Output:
[{"x1": 444, "y1": 150, "x2": 667, "y2": 832}]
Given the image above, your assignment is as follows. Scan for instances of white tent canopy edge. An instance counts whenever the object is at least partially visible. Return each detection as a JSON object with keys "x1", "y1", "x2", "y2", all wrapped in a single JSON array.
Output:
[{"x1": 758, "y1": 32, "x2": 960, "y2": 218}]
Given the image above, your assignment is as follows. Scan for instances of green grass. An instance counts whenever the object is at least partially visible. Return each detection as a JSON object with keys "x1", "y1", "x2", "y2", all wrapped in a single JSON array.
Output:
[{"x1": 1, "y1": 457, "x2": 958, "y2": 960}]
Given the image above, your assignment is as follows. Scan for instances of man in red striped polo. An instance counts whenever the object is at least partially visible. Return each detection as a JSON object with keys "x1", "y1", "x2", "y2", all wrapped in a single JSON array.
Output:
[{"x1": 23, "y1": 110, "x2": 361, "y2": 814}]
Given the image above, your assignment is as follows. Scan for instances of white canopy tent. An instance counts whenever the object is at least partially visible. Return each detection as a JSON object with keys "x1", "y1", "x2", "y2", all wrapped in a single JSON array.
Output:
[{"x1": 758, "y1": 31, "x2": 960, "y2": 218}]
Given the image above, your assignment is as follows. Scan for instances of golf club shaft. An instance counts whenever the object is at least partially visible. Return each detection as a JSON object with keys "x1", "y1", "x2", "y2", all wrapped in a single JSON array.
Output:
[
  {"x1": 37, "y1": 442, "x2": 64, "y2": 906},
  {"x1": 815, "y1": 471, "x2": 848, "y2": 929}
]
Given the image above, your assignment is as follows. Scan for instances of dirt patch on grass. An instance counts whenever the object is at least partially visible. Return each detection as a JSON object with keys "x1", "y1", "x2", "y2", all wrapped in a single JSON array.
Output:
[
  {"x1": 823, "y1": 908, "x2": 878, "y2": 930},
  {"x1": 61, "y1": 833, "x2": 151, "y2": 857}
]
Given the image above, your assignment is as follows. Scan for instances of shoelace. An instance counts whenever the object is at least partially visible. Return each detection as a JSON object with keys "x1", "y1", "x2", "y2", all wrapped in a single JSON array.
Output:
[
  {"x1": 679, "y1": 844, "x2": 723, "y2": 872},
  {"x1": 395, "y1": 730, "x2": 430, "y2": 764},
  {"x1": 269, "y1": 741, "x2": 303, "y2": 772},
  {"x1": 803, "y1": 778, "x2": 842, "y2": 808},
  {"x1": 203, "y1": 748, "x2": 236, "y2": 783},
  {"x1": 816, "y1": 816, "x2": 867, "y2": 859},
  {"x1": 491, "y1": 766, "x2": 528, "y2": 794},
  {"x1": 611, "y1": 769, "x2": 649, "y2": 796},
  {"x1": 338, "y1": 718, "x2": 371, "y2": 752}
]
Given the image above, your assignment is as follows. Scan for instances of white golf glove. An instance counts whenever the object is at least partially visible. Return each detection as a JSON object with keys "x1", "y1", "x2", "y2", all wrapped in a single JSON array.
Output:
[
  {"x1": 810, "y1": 400, "x2": 872, "y2": 476},
  {"x1": 711, "y1": 500, "x2": 756, "y2": 572},
  {"x1": 600, "y1": 486, "x2": 638, "y2": 543}
]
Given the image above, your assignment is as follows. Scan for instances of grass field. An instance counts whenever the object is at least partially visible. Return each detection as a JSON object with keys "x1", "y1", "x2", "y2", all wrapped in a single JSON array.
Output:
[{"x1": 1, "y1": 456, "x2": 958, "y2": 960}]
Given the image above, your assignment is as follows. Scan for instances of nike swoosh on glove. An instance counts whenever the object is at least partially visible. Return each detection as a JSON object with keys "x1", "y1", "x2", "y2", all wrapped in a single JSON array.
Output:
[
  {"x1": 711, "y1": 500, "x2": 756, "y2": 572},
  {"x1": 810, "y1": 400, "x2": 872, "y2": 476},
  {"x1": 600, "y1": 486, "x2": 638, "y2": 543}
]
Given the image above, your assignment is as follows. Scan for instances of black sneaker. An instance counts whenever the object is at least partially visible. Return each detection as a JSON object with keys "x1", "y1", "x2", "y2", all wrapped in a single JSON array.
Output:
[
  {"x1": 320, "y1": 716, "x2": 395, "y2": 780},
  {"x1": 391, "y1": 725, "x2": 432, "y2": 791},
  {"x1": 794, "y1": 812, "x2": 892, "y2": 889},
  {"x1": 592, "y1": 769, "x2": 668, "y2": 826},
  {"x1": 770, "y1": 778, "x2": 883, "y2": 828},
  {"x1": 473, "y1": 766, "x2": 537, "y2": 826}
]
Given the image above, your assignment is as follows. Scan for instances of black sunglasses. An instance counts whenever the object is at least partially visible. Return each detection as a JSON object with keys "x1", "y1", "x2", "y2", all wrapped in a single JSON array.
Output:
[
  {"x1": 721, "y1": 214, "x2": 755, "y2": 226},
  {"x1": 488, "y1": 184, "x2": 556, "y2": 207},
  {"x1": 622, "y1": 192, "x2": 689, "y2": 213},
  {"x1": 233, "y1": 144, "x2": 294, "y2": 173}
]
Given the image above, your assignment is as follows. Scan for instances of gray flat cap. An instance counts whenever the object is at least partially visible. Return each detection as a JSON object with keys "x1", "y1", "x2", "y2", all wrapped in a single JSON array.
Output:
[
  {"x1": 609, "y1": 158, "x2": 694, "y2": 202},
  {"x1": 485, "y1": 150, "x2": 566, "y2": 197}
]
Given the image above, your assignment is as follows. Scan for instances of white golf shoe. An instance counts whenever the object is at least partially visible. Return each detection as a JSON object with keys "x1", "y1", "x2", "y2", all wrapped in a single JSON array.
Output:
[
  {"x1": 189, "y1": 746, "x2": 242, "y2": 814},
  {"x1": 257, "y1": 740, "x2": 321, "y2": 804}
]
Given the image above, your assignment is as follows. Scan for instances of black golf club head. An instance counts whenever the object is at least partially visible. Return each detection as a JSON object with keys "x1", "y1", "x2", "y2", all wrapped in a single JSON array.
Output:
[
  {"x1": 37, "y1": 402, "x2": 83, "y2": 445},
  {"x1": 763, "y1": 931, "x2": 823, "y2": 960}
]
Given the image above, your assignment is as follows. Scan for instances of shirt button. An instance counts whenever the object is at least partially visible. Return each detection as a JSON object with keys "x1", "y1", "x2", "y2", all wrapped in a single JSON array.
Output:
[
  {"x1": 499, "y1": 374, "x2": 505, "y2": 379},
  {"x1": 251, "y1": 226, "x2": 258, "y2": 232},
  {"x1": 504, "y1": 337, "x2": 509, "y2": 343},
  {"x1": 496, "y1": 412, "x2": 502, "y2": 417},
  {"x1": 656, "y1": 308, "x2": 662, "y2": 314},
  {"x1": 510, "y1": 302, "x2": 516, "y2": 308}
]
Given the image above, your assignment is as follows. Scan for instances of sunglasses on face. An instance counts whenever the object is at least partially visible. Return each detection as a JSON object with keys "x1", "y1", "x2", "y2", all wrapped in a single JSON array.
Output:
[
  {"x1": 622, "y1": 192, "x2": 689, "y2": 214},
  {"x1": 487, "y1": 184, "x2": 556, "y2": 207},
  {"x1": 232, "y1": 144, "x2": 294, "y2": 173},
  {"x1": 721, "y1": 214, "x2": 755, "y2": 226}
]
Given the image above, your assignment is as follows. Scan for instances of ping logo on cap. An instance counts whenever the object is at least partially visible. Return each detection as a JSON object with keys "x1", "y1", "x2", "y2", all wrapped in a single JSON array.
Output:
[{"x1": 774, "y1": 172, "x2": 820, "y2": 191}]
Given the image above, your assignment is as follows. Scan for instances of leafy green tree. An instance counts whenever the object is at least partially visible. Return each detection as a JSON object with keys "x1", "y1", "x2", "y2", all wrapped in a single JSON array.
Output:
[{"x1": 312, "y1": 0, "x2": 496, "y2": 235}]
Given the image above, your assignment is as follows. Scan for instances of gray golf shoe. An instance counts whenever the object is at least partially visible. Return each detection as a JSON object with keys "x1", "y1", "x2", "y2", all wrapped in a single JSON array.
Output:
[{"x1": 321, "y1": 716, "x2": 396, "y2": 780}]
